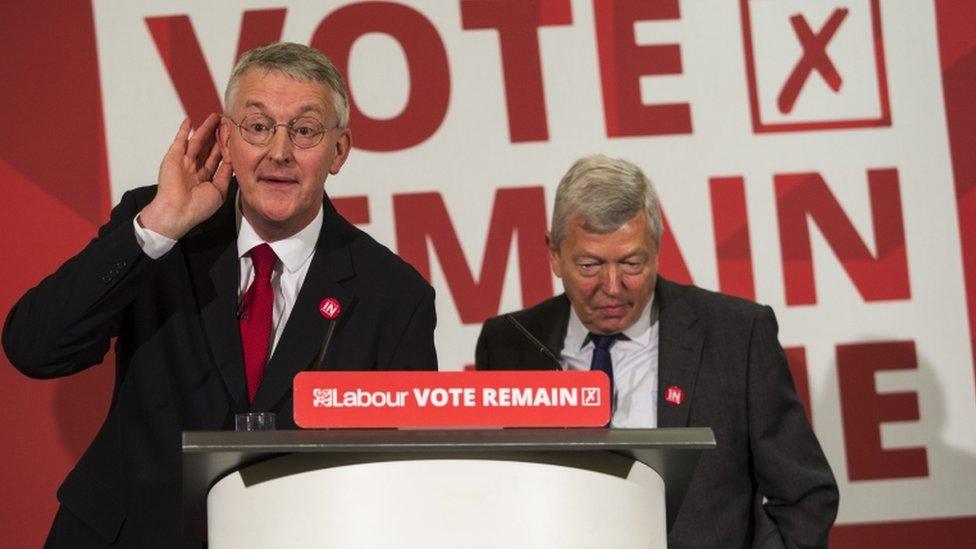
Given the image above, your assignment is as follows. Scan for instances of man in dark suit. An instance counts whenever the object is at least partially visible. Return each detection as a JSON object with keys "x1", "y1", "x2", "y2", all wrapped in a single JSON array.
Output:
[
  {"x1": 3, "y1": 43, "x2": 436, "y2": 547},
  {"x1": 476, "y1": 155, "x2": 837, "y2": 548}
]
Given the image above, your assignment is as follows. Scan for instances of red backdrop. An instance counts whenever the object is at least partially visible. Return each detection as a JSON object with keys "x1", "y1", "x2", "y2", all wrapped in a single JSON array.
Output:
[{"x1": 1, "y1": 1, "x2": 974, "y2": 546}]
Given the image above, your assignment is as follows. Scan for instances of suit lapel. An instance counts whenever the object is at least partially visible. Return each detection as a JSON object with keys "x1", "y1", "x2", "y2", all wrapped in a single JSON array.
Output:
[
  {"x1": 517, "y1": 294, "x2": 570, "y2": 370},
  {"x1": 183, "y1": 191, "x2": 247, "y2": 407},
  {"x1": 539, "y1": 296, "x2": 570, "y2": 359},
  {"x1": 251, "y1": 195, "x2": 357, "y2": 411},
  {"x1": 655, "y1": 278, "x2": 704, "y2": 428}
]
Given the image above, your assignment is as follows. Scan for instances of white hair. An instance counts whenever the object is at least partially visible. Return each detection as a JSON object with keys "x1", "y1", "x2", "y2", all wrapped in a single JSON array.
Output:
[
  {"x1": 550, "y1": 154, "x2": 663, "y2": 249},
  {"x1": 225, "y1": 42, "x2": 349, "y2": 128}
]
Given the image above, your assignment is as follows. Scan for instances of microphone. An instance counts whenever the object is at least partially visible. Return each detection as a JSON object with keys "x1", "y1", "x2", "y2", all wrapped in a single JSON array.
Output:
[
  {"x1": 312, "y1": 297, "x2": 346, "y2": 371},
  {"x1": 312, "y1": 321, "x2": 338, "y2": 371},
  {"x1": 504, "y1": 314, "x2": 562, "y2": 370}
]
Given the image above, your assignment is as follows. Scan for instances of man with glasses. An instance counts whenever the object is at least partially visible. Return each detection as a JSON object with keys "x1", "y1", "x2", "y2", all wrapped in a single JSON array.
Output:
[
  {"x1": 476, "y1": 155, "x2": 837, "y2": 548},
  {"x1": 4, "y1": 42, "x2": 437, "y2": 547}
]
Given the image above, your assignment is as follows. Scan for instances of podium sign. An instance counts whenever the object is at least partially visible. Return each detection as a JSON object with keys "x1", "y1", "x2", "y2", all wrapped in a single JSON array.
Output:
[{"x1": 294, "y1": 371, "x2": 611, "y2": 428}]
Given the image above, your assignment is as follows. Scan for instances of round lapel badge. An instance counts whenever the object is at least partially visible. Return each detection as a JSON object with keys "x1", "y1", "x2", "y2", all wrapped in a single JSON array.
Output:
[
  {"x1": 319, "y1": 297, "x2": 342, "y2": 320},
  {"x1": 664, "y1": 385, "x2": 685, "y2": 407}
]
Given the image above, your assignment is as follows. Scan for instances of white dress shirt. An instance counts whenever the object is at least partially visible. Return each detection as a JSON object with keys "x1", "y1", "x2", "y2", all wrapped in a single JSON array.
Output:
[
  {"x1": 134, "y1": 197, "x2": 322, "y2": 357},
  {"x1": 560, "y1": 297, "x2": 659, "y2": 428}
]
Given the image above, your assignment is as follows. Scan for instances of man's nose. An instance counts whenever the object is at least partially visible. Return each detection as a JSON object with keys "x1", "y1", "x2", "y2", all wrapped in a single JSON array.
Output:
[
  {"x1": 601, "y1": 265, "x2": 622, "y2": 296},
  {"x1": 267, "y1": 126, "x2": 294, "y2": 163}
]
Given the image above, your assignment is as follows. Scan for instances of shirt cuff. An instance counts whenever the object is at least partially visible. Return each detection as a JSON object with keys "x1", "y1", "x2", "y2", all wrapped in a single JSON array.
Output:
[{"x1": 133, "y1": 213, "x2": 177, "y2": 259}]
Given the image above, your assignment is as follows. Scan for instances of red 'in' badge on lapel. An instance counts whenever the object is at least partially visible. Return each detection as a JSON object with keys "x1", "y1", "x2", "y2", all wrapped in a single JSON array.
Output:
[
  {"x1": 664, "y1": 385, "x2": 684, "y2": 406},
  {"x1": 319, "y1": 297, "x2": 341, "y2": 320}
]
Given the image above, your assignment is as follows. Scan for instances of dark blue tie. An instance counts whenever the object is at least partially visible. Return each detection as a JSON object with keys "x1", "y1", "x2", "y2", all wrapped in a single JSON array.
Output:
[{"x1": 589, "y1": 333, "x2": 618, "y2": 395}]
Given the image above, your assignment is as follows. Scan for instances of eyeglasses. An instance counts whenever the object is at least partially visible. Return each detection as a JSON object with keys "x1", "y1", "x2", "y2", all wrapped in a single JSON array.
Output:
[{"x1": 227, "y1": 113, "x2": 337, "y2": 149}]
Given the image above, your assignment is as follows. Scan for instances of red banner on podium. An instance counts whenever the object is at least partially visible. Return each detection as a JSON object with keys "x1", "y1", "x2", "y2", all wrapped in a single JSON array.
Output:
[{"x1": 294, "y1": 371, "x2": 610, "y2": 428}]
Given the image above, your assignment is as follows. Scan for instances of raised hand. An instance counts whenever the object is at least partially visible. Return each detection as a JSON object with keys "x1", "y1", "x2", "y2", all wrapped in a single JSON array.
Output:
[{"x1": 139, "y1": 114, "x2": 233, "y2": 239}]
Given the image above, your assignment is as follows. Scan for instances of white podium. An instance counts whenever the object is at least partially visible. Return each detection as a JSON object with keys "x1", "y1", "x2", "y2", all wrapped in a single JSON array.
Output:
[{"x1": 183, "y1": 429, "x2": 715, "y2": 548}]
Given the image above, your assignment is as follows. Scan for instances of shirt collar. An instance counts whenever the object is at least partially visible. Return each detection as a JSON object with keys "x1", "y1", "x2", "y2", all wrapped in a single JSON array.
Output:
[
  {"x1": 566, "y1": 293, "x2": 657, "y2": 351},
  {"x1": 236, "y1": 191, "x2": 323, "y2": 274}
]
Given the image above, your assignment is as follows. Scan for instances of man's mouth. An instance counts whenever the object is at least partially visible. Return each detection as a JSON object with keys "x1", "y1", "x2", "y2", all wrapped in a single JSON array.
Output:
[
  {"x1": 597, "y1": 304, "x2": 628, "y2": 317},
  {"x1": 259, "y1": 175, "x2": 299, "y2": 185}
]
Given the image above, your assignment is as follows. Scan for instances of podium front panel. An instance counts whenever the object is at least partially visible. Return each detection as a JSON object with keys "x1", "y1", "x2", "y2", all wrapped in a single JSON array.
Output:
[
  {"x1": 207, "y1": 452, "x2": 666, "y2": 549},
  {"x1": 183, "y1": 428, "x2": 715, "y2": 542}
]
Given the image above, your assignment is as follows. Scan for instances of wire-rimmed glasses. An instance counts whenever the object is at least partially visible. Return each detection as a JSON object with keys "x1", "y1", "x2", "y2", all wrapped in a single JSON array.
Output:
[{"x1": 227, "y1": 113, "x2": 337, "y2": 149}]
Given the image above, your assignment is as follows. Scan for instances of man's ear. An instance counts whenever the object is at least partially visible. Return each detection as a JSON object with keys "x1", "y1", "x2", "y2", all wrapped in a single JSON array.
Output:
[
  {"x1": 546, "y1": 233, "x2": 562, "y2": 279},
  {"x1": 329, "y1": 128, "x2": 352, "y2": 175},
  {"x1": 217, "y1": 117, "x2": 232, "y2": 162}
]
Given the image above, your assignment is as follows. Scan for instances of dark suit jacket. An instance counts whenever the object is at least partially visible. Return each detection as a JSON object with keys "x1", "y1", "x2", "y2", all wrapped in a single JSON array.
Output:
[
  {"x1": 3, "y1": 184, "x2": 437, "y2": 547},
  {"x1": 476, "y1": 277, "x2": 838, "y2": 549}
]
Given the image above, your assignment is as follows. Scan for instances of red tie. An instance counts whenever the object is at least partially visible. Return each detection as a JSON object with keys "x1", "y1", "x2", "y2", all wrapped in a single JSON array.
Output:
[{"x1": 240, "y1": 243, "x2": 277, "y2": 404}]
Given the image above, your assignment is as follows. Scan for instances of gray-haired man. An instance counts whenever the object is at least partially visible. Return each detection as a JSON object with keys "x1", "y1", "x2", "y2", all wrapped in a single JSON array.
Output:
[
  {"x1": 4, "y1": 42, "x2": 437, "y2": 547},
  {"x1": 476, "y1": 154, "x2": 837, "y2": 548}
]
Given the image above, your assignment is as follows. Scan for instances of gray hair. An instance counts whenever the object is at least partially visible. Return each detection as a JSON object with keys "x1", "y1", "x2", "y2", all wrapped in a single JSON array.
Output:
[
  {"x1": 224, "y1": 42, "x2": 349, "y2": 128},
  {"x1": 549, "y1": 154, "x2": 663, "y2": 250}
]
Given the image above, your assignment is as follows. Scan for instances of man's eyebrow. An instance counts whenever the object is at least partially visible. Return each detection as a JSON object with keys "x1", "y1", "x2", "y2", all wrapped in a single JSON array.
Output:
[
  {"x1": 571, "y1": 253, "x2": 603, "y2": 262},
  {"x1": 294, "y1": 104, "x2": 326, "y2": 116},
  {"x1": 242, "y1": 101, "x2": 327, "y2": 118},
  {"x1": 620, "y1": 251, "x2": 649, "y2": 260},
  {"x1": 571, "y1": 250, "x2": 648, "y2": 262}
]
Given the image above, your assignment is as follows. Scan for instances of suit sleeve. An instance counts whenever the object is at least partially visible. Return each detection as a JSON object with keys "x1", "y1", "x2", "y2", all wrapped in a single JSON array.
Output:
[
  {"x1": 384, "y1": 285, "x2": 438, "y2": 371},
  {"x1": 474, "y1": 319, "x2": 493, "y2": 370},
  {"x1": 747, "y1": 306, "x2": 839, "y2": 549},
  {"x1": 2, "y1": 189, "x2": 164, "y2": 379},
  {"x1": 474, "y1": 316, "x2": 512, "y2": 370}
]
